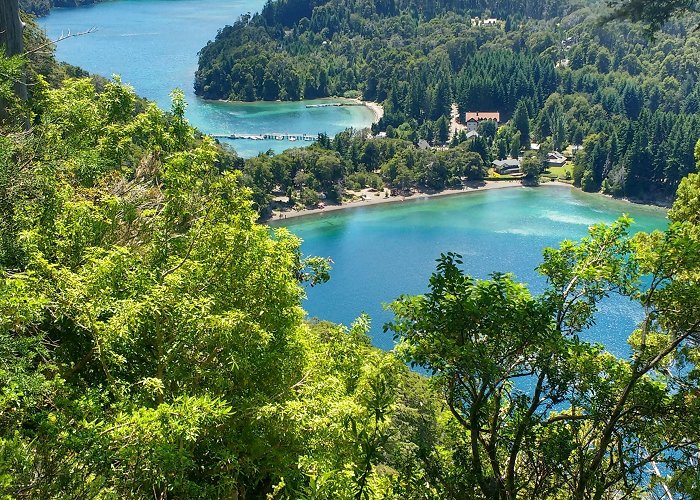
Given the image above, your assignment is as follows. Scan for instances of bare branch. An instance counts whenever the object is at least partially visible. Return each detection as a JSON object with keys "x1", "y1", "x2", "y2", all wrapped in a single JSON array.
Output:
[{"x1": 23, "y1": 27, "x2": 97, "y2": 57}]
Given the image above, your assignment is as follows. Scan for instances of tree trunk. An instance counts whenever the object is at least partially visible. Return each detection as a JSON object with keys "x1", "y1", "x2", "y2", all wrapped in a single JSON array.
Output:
[
  {"x1": 0, "y1": 0, "x2": 26, "y2": 120},
  {"x1": 1, "y1": 0, "x2": 24, "y2": 57}
]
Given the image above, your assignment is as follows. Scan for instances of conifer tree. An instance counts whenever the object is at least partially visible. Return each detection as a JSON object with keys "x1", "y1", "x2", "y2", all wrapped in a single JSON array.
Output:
[{"x1": 513, "y1": 99, "x2": 530, "y2": 148}]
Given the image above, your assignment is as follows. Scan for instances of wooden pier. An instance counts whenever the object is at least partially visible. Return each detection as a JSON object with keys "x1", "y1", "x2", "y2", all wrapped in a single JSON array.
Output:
[
  {"x1": 211, "y1": 133, "x2": 317, "y2": 141},
  {"x1": 305, "y1": 102, "x2": 361, "y2": 108}
]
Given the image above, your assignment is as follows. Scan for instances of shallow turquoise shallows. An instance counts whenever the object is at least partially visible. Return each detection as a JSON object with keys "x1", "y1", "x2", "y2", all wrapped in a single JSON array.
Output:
[
  {"x1": 38, "y1": 0, "x2": 376, "y2": 157},
  {"x1": 275, "y1": 186, "x2": 668, "y2": 357}
]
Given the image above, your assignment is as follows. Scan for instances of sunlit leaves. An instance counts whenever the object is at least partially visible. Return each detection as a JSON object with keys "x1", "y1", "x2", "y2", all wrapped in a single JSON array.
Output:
[
  {"x1": 0, "y1": 74, "x2": 329, "y2": 497},
  {"x1": 538, "y1": 216, "x2": 639, "y2": 334},
  {"x1": 668, "y1": 169, "x2": 700, "y2": 225},
  {"x1": 387, "y1": 215, "x2": 700, "y2": 498}
]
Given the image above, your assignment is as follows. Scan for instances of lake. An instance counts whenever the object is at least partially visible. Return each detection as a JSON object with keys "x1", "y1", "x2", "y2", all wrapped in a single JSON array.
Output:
[
  {"x1": 38, "y1": 3, "x2": 670, "y2": 359},
  {"x1": 38, "y1": 0, "x2": 376, "y2": 157},
  {"x1": 276, "y1": 185, "x2": 668, "y2": 357}
]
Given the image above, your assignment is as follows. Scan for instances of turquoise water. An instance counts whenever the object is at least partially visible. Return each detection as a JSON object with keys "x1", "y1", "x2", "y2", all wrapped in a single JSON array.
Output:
[
  {"x1": 37, "y1": 0, "x2": 376, "y2": 157},
  {"x1": 36, "y1": 4, "x2": 670, "y2": 359},
  {"x1": 276, "y1": 186, "x2": 668, "y2": 356}
]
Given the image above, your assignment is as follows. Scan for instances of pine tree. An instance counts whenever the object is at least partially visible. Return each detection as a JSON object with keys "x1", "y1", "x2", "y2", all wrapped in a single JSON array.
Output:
[
  {"x1": 432, "y1": 78, "x2": 451, "y2": 120},
  {"x1": 513, "y1": 100, "x2": 530, "y2": 148},
  {"x1": 436, "y1": 116, "x2": 449, "y2": 144},
  {"x1": 511, "y1": 132, "x2": 521, "y2": 159}
]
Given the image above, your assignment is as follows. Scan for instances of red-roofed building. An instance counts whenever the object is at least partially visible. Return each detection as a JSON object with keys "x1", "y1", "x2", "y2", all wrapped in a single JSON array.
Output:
[{"x1": 464, "y1": 112, "x2": 501, "y2": 132}]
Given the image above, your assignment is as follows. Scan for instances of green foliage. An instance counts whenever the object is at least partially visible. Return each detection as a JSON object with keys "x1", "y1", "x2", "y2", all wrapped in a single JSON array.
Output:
[
  {"x1": 0, "y1": 71, "x2": 294, "y2": 496},
  {"x1": 19, "y1": 0, "x2": 102, "y2": 17},
  {"x1": 0, "y1": 48, "x2": 24, "y2": 120},
  {"x1": 286, "y1": 317, "x2": 443, "y2": 499},
  {"x1": 301, "y1": 186, "x2": 321, "y2": 206},
  {"x1": 521, "y1": 151, "x2": 543, "y2": 180},
  {"x1": 605, "y1": 0, "x2": 699, "y2": 33},
  {"x1": 4, "y1": 3, "x2": 700, "y2": 498},
  {"x1": 239, "y1": 130, "x2": 493, "y2": 213},
  {"x1": 0, "y1": 49, "x2": 446, "y2": 498},
  {"x1": 195, "y1": 0, "x2": 557, "y2": 127},
  {"x1": 513, "y1": 99, "x2": 531, "y2": 148},
  {"x1": 668, "y1": 144, "x2": 700, "y2": 223},
  {"x1": 388, "y1": 211, "x2": 700, "y2": 498},
  {"x1": 169, "y1": 88, "x2": 188, "y2": 145},
  {"x1": 198, "y1": 0, "x2": 700, "y2": 202}
]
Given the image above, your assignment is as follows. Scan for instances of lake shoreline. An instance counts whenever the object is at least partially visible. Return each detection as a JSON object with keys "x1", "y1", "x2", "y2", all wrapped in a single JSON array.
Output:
[
  {"x1": 268, "y1": 180, "x2": 573, "y2": 223},
  {"x1": 357, "y1": 99, "x2": 384, "y2": 122}
]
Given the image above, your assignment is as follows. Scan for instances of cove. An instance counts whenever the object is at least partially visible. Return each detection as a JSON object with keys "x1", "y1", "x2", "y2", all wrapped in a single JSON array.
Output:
[
  {"x1": 37, "y1": 0, "x2": 376, "y2": 157},
  {"x1": 276, "y1": 185, "x2": 668, "y2": 356}
]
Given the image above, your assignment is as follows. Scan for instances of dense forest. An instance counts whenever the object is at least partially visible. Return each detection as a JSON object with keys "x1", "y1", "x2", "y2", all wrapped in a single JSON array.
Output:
[
  {"x1": 197, "y1": 0, "x2": 700, "y2": 201},
  {"x1": 18, "y1": 0, "x2": 102, "y2": 17},
  {"x1": 3, "y1": 0, "x2": 700, "y2": 498},
  {"x1": 240, "y1": 130, "x2": 493, "y2": 212}
]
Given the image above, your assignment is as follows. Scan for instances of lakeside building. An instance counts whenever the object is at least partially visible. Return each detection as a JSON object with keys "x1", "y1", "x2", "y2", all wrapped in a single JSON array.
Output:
[
  {"x1": 471, "y1": 17, "x2": 502, "y2": 27},
  {"x1": 546, "y1": 151, "x2": 568, "y2": 167},
  {"x1": 492, "y1": 158, "x2": 521, "y2": 175},
  {"x1": 465, "y1": 111, "x2": 500, "y2": 132}
]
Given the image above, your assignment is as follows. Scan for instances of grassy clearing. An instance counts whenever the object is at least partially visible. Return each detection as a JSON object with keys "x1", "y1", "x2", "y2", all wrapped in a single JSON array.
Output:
[{"x1": 546, "y1": 164, "x2": 572, "y2": 180}]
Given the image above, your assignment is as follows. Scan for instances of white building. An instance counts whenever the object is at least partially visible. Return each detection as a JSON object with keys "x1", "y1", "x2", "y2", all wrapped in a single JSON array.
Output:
[{"x1": 464, "y1": 111, "x2": 500, "y2": 132}]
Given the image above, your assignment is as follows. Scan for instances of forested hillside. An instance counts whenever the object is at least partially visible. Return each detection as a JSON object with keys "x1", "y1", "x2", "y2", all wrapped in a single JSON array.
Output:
[
  {"x1": 3, "y1": 0, "x2": 700, "y2": 498},
  {"x1": 198, "y1": 0, "x2": 700, "y2": 201},
  {"x1": 19, "y1": 0, "x2": 101, "y2": 17}
]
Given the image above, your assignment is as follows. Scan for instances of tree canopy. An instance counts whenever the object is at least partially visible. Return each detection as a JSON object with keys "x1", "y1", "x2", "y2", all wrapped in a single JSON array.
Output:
[
  {"x1": 605, "y1": 0, "x2": 700, "y2": 33},
  {"x1": 197, "y1": 0, "x2": 700, "y2": 203},
  {"x1": 3, "y1": 0, "x2": 700, "y2": 497},
  {"x1": 0, "y1": 32, "x2": 450, "y2": 497},
  {"x1": 388, "y1": 199, "x2": 700, "y2": 498},
  {"x1": 18, "y1": 0, "x2": 102, "y2": 17}
]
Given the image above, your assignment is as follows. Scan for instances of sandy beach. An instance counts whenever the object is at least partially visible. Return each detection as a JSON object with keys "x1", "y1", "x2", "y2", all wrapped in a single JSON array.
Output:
[
  {"x1": 362, "y1": 101, "x2": 384, "y2": 122},
  {"x1": 342, "y1": 98, "x2": 383, "y2": 123},
  {"x1": 269, "y1": 180, "x2": 572, "y2": 222}
]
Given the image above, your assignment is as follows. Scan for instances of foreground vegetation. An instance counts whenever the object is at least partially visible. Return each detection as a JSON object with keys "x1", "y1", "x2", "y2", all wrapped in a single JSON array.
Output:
[{"x1": 3, "y1": 0, "x2": 700, "y2": 498}]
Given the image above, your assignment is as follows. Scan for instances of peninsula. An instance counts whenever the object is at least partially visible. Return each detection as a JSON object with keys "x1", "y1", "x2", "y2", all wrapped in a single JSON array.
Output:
[{"x1": 198, "y1": 0, "x2": 699, "y2": 214}]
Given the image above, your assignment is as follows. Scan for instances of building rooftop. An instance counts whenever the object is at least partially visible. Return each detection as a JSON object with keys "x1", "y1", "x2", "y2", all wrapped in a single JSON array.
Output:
[
  {"x1": 465, "y1": 112, "x2": 500, "y2": 122},
  {"x1": 493, "y1": 158, "x2": 521, "y2": 168}
]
